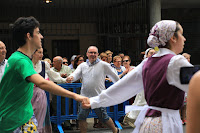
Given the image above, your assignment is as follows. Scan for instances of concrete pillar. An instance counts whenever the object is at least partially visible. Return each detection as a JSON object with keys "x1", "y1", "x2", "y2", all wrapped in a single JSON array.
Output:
[{"x1": 149, "y1": 0, "x2": 161, "y2": 28}]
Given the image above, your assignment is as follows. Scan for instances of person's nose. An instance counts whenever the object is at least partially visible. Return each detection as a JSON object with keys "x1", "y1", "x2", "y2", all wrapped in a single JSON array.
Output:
[
  {"x1": 41, "y1": 34, "x2": 44, "y2": 39},
  {"x1": 183, "y1": 36, "x2": 186, "y2": 42}
]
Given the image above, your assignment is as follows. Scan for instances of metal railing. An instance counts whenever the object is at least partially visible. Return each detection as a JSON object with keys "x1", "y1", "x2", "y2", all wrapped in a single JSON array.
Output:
[{"x1": 47, "y1": 82, "x2": 129, "y2": 133}]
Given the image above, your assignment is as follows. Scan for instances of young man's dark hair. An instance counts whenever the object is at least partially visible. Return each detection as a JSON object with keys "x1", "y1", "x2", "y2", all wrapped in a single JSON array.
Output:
[{"x1": 11, "y1": 16, "x2": 40, "y2": 47}]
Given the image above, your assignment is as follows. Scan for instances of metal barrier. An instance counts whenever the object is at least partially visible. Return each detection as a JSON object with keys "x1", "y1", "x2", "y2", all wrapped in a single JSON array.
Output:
[{"x1": 47, "y1": 82, "x2": 129, "y2": 133}]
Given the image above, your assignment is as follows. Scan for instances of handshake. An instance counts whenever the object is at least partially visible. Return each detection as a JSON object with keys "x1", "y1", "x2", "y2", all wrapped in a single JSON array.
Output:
[
  {"x1": 66, "y1": 76, "x2": 73, "y2": 83},
  {"x1": 80, "y1": 96, "x2": 91, "y2": 109}
]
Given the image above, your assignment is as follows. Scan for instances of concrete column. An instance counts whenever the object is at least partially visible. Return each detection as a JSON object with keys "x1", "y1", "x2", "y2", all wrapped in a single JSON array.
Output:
[{"x1": 149, "y1": 0, "x2": 161, "y2": 28}]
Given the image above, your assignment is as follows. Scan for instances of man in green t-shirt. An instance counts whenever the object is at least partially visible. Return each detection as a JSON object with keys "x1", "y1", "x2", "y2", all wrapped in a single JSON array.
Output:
[{"x1": 0, "y1": 16, "x2": 87, "y2": 133}]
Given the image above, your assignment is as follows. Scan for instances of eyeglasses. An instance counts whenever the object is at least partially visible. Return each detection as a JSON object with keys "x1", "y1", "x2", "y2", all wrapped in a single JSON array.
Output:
[
  {"x1": 123, "y1": 60, "x2": 129, "y2": 62},
  {"x1": 78, "y1": 59, "x2": 84, "y2": 61},
  {"x1": 88, "y1": 52, "x2": 97, "y2": 54},
  {"x1": 114, "y1": 61, "x2": 122, "y2": 63},
  {"x1": 63, "y1": 62, "x2": 68, "y2": 64}
]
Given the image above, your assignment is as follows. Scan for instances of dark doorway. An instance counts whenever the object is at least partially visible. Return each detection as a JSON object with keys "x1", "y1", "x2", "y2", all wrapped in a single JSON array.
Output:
[{"x1": 52, "y1": 40, "x2": 79, "y2": 60}]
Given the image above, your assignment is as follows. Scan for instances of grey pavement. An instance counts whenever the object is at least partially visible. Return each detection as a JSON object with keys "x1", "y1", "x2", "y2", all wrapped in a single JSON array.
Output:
[{"x1": 53, "y1": 118, "x2": 186, "y2": 133}]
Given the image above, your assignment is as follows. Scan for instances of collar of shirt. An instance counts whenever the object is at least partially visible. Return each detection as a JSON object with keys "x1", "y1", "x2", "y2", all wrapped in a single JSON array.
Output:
[
  {"x1": 33, "y1": 60, "x2": 40, "y2": 67},
  {"x1": 86, "y1": 58, "x2": 100, "y2": 67},
  {"x1": 53, "y1": 67, "x2": 59, "y2": 72},
  {"x1": 53, "y1": 65, "x2": 65, "y2": 72},
  {"x1": 153, "y1": 48, "x2": 176, "y2": 57},
  {"x1": 0, "y1": 59, "x2": 5, "y2": 66},
  {"x1": 113, "y1": 65, "x2": 122, "y2": 70}
]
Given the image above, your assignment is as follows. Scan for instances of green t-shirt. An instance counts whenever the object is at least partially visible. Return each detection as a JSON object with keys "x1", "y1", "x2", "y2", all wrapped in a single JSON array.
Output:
[{"x1": 0, "y1": 51, "x2": 37, "y2": 132}]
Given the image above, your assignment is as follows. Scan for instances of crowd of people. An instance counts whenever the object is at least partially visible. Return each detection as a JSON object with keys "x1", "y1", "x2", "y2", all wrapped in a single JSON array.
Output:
[{"x1": 0, "y1": 16, "x2": 198, "y2": 133}]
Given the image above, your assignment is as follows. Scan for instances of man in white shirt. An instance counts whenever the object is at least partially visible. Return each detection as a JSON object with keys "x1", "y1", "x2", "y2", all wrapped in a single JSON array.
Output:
[
  {"x1": 67, "y1": 46, "x2": 120, "y2": 133},
  {"x1": 0, "y1": 41, "x2": 7, "y2": 82}
]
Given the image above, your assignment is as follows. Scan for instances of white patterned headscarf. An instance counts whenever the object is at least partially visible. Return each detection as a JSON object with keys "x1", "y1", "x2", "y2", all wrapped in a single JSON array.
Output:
[{"x1": 147, "y1": 20, "x2": 177, "y2": 48}]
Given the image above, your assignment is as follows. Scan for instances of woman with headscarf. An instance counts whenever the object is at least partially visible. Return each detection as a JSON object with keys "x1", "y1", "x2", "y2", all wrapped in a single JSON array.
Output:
[{"x1": 82, "y1": 20, "x2": 192, "y2": 133}]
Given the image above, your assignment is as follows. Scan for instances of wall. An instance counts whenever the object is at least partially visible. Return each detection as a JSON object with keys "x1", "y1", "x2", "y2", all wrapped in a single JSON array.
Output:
[{"x1": 162, "y1": 8, "x2": 200, "y2": 64}]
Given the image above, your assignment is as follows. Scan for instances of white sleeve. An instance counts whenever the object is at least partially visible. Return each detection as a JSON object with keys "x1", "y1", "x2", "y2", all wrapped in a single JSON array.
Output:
[
  {"x1": 44, "y1": 61, "x2": 50, "y2": 73},
  {"x1": 46, "y1": 62, "x2": 66, "y2": 83},
  {"x1": 167, "y1": 55, "x2": 193, "y2": 93},
  {"x1": 70, "y1": 64, "x2": 82, "y2": 82},
  {"x1": 90, "y1": 60, "x2": 145, "y2": 109}
]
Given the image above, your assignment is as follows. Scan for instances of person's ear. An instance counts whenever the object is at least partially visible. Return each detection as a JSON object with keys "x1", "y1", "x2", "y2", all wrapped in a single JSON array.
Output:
[
  {"x1": 26, "y1": 32, "x2": 32, "y2": 40},
  {"x1": 170, "y1": 35, "x2": 177, "y2": 43}
]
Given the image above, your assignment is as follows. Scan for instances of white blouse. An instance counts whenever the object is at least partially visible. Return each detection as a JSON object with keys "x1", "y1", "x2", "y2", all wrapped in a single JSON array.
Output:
[
  {"x1": 90, "y1": 48, "x2": 193, "y2": 109},
  {"x1": 33, "y1": 61, "x2": 66, "y2": 84}
]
